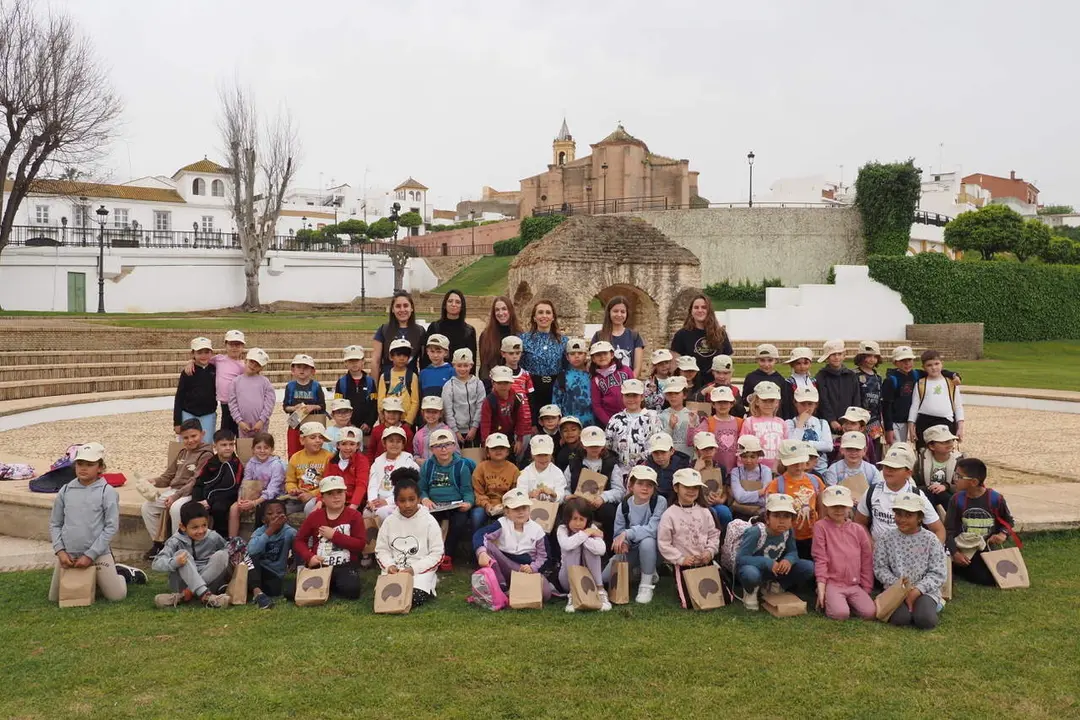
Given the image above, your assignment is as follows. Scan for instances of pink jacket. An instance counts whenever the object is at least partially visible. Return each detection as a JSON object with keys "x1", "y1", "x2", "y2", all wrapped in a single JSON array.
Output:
[
  {"x1": 657, "y1": 504, "x2": 720, "y2": 566},
  {"x1": 591, "y1": 364, "x2": 634, "y2": 426},
  {"x1": 811, "y1": 518, "x2": 873, "y2": 592}
]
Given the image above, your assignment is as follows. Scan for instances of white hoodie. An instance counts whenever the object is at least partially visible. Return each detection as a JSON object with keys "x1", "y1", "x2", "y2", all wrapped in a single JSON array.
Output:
[
  {"x1": 375, "y1": 506, "x2": 444, "y2": 595},
  {"x1": 517, "y1": 462, "x2": 568, "y2": 501},
  {"x1": 368, "y1": 452, "x2": 420, "y2": 504}
]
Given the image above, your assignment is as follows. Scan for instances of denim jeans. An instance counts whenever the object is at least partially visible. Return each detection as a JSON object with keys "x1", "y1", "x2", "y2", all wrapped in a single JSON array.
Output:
[
  {"x1": 602, "y1": 536, "x2": 659, "y2": 584},
  {"x1": 710, "y1": 503, "x2": 733, "y2": 528},
  {"x1": 737, "y1": 557, "x2": 814, "y2": 592},
  {"x1": 181, "y1": 410, "x2": 216, "y2": 442}
]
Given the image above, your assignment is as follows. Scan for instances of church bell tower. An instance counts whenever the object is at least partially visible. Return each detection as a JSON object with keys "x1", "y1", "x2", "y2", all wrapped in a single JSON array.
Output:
[{"x1": 553, "y1": 118, "x2": 575, "y2": 167}]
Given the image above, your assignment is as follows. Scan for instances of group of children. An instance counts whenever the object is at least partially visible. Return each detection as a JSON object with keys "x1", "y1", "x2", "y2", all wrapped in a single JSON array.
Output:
[{"x1": 50, "y1": 330, "x2": 1009, "y2": 627}]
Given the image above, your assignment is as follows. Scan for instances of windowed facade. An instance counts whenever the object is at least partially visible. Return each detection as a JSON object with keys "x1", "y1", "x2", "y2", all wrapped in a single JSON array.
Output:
[
  {"x1": 113, "y1": 209, "x2": 129, "y2": 228},
  {"x1": 192, "y1": 178, "x2": 205, "y2": 195},
  {"x1": 201, "y1": 215, "x2": 214, "y2": 233},
  {"x1": 153, "y1": 210, "x2": 171, "y2": 232},
  {"x1": 211, "y1": 179, "x2": 224, "y2": 197},
  {"x1": 73, "y1": 205, "x2": 90, "y2": 228},
  {"x1": 34, "y1": 205, "x2": 49, "y2": 224}
]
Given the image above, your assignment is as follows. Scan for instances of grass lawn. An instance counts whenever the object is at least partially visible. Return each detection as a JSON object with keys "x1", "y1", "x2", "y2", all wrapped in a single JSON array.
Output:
[
  {"x1": 2, "y1": 531, "x2": 1077, "y2": 719},
  {"x1": 434, "y1": 255, "x2": 513, "y2": 297}
]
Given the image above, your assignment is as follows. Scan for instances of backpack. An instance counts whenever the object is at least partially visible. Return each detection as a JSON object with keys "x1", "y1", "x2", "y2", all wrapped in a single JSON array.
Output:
[
  {"x1": 916, "y1": 376, "x2": 956, "y2": 413},
  {"x1": 466, "y1": 566, "x2": 508, "y2": 611},
  {"x1": 336, "y1": 374, "x2": 375, "y2": 402},
  {"x1": 955, "y1": 489, "x2": 1022, "y2": 548},
  {"x1": 776, "y1": 473, "x2": 821, "y2": 495},
  {"x1": 619, "y1": 494, "x2": 659, "y2": 527},
  {"x1": 28, "y1": 465, "x2": 76, "y2": 493},
  {"x1": 486, "y1": 393, "x2": 522, "y2": 433},
  {"x1": 382, "y1": 366, "x2": 417, "y2": 400},
  {"x1": 720, "y1": 519, "x2": 768, "y2": 572}
]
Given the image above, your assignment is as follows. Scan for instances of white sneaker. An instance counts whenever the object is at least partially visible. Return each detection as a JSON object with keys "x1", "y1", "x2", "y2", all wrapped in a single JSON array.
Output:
[
  {"x1": 565, "y1": 596, "x2": 576, "y2": 613},
  {"x1": 203, "y1": 593, "x2": 232, "y2": 608},
  {"x1": 743, "y1": 586, "x2": 760, "y2": 612},
  {"x1": 598, "y1": 589, "x2": 612, "y2": 612},
  {"x1": 635, "y1": 583, "x2": 655, "y2": 604}
]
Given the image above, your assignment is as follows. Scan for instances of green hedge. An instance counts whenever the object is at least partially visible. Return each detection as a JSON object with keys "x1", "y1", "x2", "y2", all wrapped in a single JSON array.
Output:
[
  {"x1": 493, "y1": 237, "x2": 524, "y2": 256},
  {"x1": 492, "y1": 215, "x2": 567, "y2": 256},
  {"x1": 704, "y1": 278, "x2": 782, "y2": 302},
  {"x1": 867, "y1": 253, "x2": 1080, "y2": 341}
]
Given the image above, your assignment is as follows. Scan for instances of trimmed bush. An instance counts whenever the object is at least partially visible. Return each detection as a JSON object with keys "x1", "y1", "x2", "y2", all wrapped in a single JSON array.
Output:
[
  {"x1": 493, "y1": 236, "x2": 524, "y2": 256},
  {"x1": 704, "y1": 278, "x2": 782, "y2": 303},
  {"x1": 867, "y1": 253, "x2": 1080, "y2": 341},
  {"x1": 520, "y1": 214, "x2": 566, "y2": 245}
]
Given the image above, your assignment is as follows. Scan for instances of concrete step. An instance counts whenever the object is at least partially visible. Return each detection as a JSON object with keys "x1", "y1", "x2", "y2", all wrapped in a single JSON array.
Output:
[
  {"x1": 0, "y1": 357, "x2": 350, "y2": 383},
  {"x1": 0, "y1": 347, "x2": 360, "y2": 366}
]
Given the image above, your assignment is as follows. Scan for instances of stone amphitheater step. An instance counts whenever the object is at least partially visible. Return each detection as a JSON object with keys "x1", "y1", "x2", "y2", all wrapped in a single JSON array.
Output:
[
  {"x1": 0, "y1": 348, "x2": 354, "y2": 366},
  {"x1": 0, "y1": 357, "x2": 348, "y2": 383}
]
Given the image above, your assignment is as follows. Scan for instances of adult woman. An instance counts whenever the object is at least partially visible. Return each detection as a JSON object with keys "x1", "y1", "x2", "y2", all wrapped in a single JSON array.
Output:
[
  {"x1": 670, "y1": 294, "x2": 733, "y2": 382},
  {"x1": 371, "y1": 291, "x2": 425, "y2": 377},
  {"x1": 421, "y1": 289, "x2": 477, "y2": 369},
  {"x1": 520, "y1": 300, "x2": 567, "y2": 422},
  {"x1": 591, "y1": 295, "x2": 645, "y2": 376},
  {"x1": 477, "y1": 296, "x2": 522, "y2": 379}
]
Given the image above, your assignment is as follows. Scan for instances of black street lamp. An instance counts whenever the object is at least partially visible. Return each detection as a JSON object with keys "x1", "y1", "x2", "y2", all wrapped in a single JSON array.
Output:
[
  {"x1": 95, "y1": 205, "x2": 109, "y2": 313},
  {"x1": 747, "y1": 151, "x2": 755, "y2": 208},
  {"x1": 79, "y1": 196, "x2": 88, "y2": 246},
  {"x1": 469, "y1": 210, "x2": 476, "y2": 255},
  {"x1": 600, "y1": 162, "x2": 609, "y2": 211},
  {"x1": 360, "y1": 239, "x2": 367, "y2": 312}
]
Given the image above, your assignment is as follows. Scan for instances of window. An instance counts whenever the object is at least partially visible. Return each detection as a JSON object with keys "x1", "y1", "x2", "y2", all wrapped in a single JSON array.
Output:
[
  {"x1": 153, "y1": 210, "x2": 171, "y2": 232},
  {"x1": 211, "y1": 179, "x2": 224, "y2": 197},
  {"x1": 192, "y1": 178, "x2": 205, "y2": 195},
  {"x1": 73, "y1": 205, "x2": 90, "y2": 227},
  {"x1": 201, "y1": 215, "x2": 214, "y2": 233},
  {"x1": 34, "y1": 205, "x2": 49, "y2": 224},
  {"x1": 113, "y1": 209, "x2": 129, "y2": 228}
]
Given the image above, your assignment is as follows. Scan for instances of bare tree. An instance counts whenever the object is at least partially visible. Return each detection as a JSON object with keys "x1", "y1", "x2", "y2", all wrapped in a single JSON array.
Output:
[
  {"x1": 0, "y1": 0, "x2": 121, "y2": 256},
  {"x1": 219, "y1": 82, "x2": 298, "y2": 310}
]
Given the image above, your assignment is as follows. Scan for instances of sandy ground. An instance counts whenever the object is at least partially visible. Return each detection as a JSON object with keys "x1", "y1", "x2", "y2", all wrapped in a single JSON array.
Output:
[{"x1": 0, "y1": 404, "x2": 1075, "y2": 485}]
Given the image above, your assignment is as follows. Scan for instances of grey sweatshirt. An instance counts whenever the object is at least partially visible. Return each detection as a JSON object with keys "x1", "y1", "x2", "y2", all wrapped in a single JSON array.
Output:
[
  {"x1": 441, "y1": 375, "x2": 485, "y2": 434},
  {"x1": 151, "y1": 529, "x2": 227, "y2": 573},
  {"x1": 873, "y1": 527, "x2": 948, "y2": 603},
  {"x1": 613, "y1": 494, "x2": 668, "y2": 544},
  {"x1": 49, "y1": 478, "x2": 120, "y2": 560}
]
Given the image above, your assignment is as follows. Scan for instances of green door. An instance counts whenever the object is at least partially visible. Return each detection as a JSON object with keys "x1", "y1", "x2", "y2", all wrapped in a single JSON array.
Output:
[{"x1": 67, "y1": 272, "x2": 86, "y2": 313}]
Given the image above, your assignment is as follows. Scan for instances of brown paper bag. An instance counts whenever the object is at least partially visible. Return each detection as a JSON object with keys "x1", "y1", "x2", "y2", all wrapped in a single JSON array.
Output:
[
  {"x1": 982, "y1": 546, "x2": 1030, "y2": 589},
  {"x1": 294, "y1": 566, "x2": 333, "y2": 607},
  {"x1": 240, "y1": 479, "x2": 263, "y2": 502},
  {"x1": 569, "y1": 565, "x2": 603, "y2": 610},
  {"x1": 58, "y1": 566, "x2": 97, "y2": 608},
  {"x1": 701, "y1": 468, "x2": 724, "y2": 496},
  {"x1": 840, "y1": 472, "x2": 868, "y2": 500},
  {"x1": 683, "y1": 564, "x2": 725, "y2": 610},
  {"x1": 227, "y1": 563, "x2": 248, "y2": 605},
  {"x1": 762, "y1": 591, "x2": 807, "y2": 618},
  {"x1": 576, "y1": 468, "x2": 607, "y2": 500},
  {"x1": 374, "y1": 572, "x2": 414, "y2": 614},
  {"x1": 609, "y1": 559, "x2": 630, "y2": 605},
  {"x1": 740, "y1": 477, "x2": 763, "y2": 492},
  {"x1": 687, "y1": 401, "x2": 713, "y2": 417},
  {"x1": 363, "y1": 516, "x2": 380, "y2": 554},
  {"x1": 509, "y1": 570, "x2": 543, "y2": 609},
  {"x1": 529, "y1": 500, "x2": 560, "y2": 533},
  {"x1": 460, "y1": 447, "x2": 485, "y2": 464},
  {"x1": 941, "y1": 560, "x2": 953, "y2": 601},
  {"x1": 235, "y1": 438, "x2": 254, "y2": 464},
  {"x1": 874, "y1": 578, "x2": 912, "y2": 621}
]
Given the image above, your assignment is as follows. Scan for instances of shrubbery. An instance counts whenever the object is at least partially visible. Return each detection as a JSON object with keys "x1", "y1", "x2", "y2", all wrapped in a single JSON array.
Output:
[
  {"x1": 704, "y1": 278, "x2": 782, "y2": 303},
  {"x1": 491, "y1": 215, "x2": 567, "y2": 256},
  {"x1": 493, "y1": 237, "x2": 524, "y2": 256},
  {"x1": 867, "y1": 253, "x2": 1080, "y2": 341}
]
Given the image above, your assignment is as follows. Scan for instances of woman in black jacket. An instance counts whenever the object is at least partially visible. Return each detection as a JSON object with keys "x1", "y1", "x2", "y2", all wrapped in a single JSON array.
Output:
[{"x1": 420, "y1": 289, "x2": 477, "y2": 369}]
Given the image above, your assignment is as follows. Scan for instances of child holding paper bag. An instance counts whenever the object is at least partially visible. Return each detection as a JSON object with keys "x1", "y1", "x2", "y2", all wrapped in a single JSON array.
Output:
[
  {"x1": 604, "y1": 465, "x2": 667, "y2": 604},
  {"x1": 735, "y1": 494, "x2": 815, "y2": 612},
  {"x1": 473, "y1": 488, "x2": 555, "y2": 602},
  {"x1": 557, "y1": 497, "x2": 611, "y2": 612},
  {"x1": 658, "y1": 468, "x2": 721, "y2": 610},
  {"x1": 824, "y1": 432, "x2": 880, "y2": 490},
  {"x1": 873, "y1": 492, "x2": 947, "y2": 630},
  {"x1": 729, "y1": 436, "x2": 771, "y2": 516},
  {"x1": 375, "y1": 468, "x2": 444, "y2": 607},
  {"x1": 812, "y1": 485, "x2": 875, "y2": 621}
]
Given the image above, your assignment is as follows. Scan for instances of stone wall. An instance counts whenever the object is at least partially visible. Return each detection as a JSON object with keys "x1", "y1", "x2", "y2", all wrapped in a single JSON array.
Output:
[
  {"x1": 0, "y1": 327, "x2": 368, "y2": 352},
  {"x1": 905, "y1": 323, "x2": 985, "y2": 360},
  {"x1": 628, "y1": 207, "x2": 865, "y2": 286},
  {"x1": 408, "y1": 219, "x2": 519, "y2": 252}
]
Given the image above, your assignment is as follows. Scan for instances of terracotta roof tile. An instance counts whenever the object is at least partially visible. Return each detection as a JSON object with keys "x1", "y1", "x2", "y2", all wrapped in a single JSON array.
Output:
[
  {"x1": 394, "y1": 177, "x2": 428, "y2": 191},
  {"x1": 8, "y1": 178, "x2": 185, "y2": 204},
  {"x1": 174, "y1": 158, "x2": 230, "y2": 175}
]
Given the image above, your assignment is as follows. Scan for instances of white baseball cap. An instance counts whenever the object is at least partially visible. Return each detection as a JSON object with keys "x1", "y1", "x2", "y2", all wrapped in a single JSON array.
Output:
[
  {"x1": 190, "y1": 337, "x2": 213, "y2": 351},
  {"x1": 752, "y1": 381, "x2": 782, "y2": 401},
  {"x1": 490, "y1": 366, "x2": 514, "y2": 383},
  {"x1": 878, "y1": 444, "x2": 916, "y2": 470},
  {"x1": 766, "y1": 493, "x2": 796, "y2": 514},
  {"x1": 709, "y1": 385, "x2": 735, "y2": 403},
  {"x1": 648, "y1": 433, "x2": 674, "y2": 453},
  {"x1": 621, "y1": 378, "x2": 645, "y2": 395},
  {"x1": 567, "y1": 338, "x2": 589, "y2": 353},
  {"x1": 452, "y1": 348, "x2": 474, "y2": 364},
  {"x1": 818, "y1": 339, "x2": 846, "y2": 363},
  {"x1": 343, "y1": 345, "x2": 365, "y2": 361},
  {"x1": 676, "y1": 355, "x2": 699, "y2": 372},
  {"x1": 328, "y1": 398, "x2": 353, "y2": 413},
  {"x1": 291, "y1": 354, "x2": 316, "y2": 368},
  {"x1": 581, "y1": 426, "x2": 606, "y2": 447},
  {"x1": 858, "y1": 340, "x2": 882, "y2": 356},
  {"x1": 589, "y1": 340, "x2": 614, "y2": 355},
  {"x1": 421, "y1": 395, "x2": 444, "y2": 411},
  {"x1": 628, "y1": 465, "x2": 658, "y2": 484},
  {"x1": 339, "y1": 427, "x2": 363, "y2": 443},
  {"x1": 382, "y1": 426, "x2": 407, "y2": 442},
  {"x1": 711, "y1": 354, "x2": 733, "y2": 372},
  {"x1": 787, "y1": 346, "x2": 813, "y2": 364},
  {"x1": 388, "y1": 338, "x2": 412, "y2": 354},
  {"x1": 559, "y1": 416, "x2": 582, "y2": 427},
  {"x1": 672, "y1": 468, "x2": 705, "y2": 488},
  {"x1": 501, "y1": 336, "x2": 523, "y2": 353},
  {"x1": 502, "y1": 487, "x2": 532, "y2": 509},
  {"x1": 693, "y1": 433, "x2": 718, "y2": 450},
  {"x1": 430, "y1": 428, "x2": 456, "y2": 446},
  {"x1": 382, "y1": 396, "x2": 405, "y2": 413},
  {"x1": 778, "y1": 439, "x2": 809, "y2": 466},
  {"x1": 246, "y1": 348, "x2": 269, "y2": 366},
  {"x1": 822, "y1": 485, "x2": 853, "y2": 507},
  {"x1": 651, "y1": 348, "x2": 673, "y2": 364},
  {"x1": 74, "y1": 442, "x2": 105, "y2": 463},
  {"x1": 426, "y1": 334, "x2": 450, "y2": 350},
  {"x1": 840, "y1": 406, "x2": 871, "y2": 424},
  {"x1": 299, "y1": 422, "x2": 328, "y2": 439},
  {"x1": 840, "y1": 431, "x2": 867, "y2": 450},
  {"x1": 892, "y1": 492, "x2": 925, "y2": 513},
  {"x1": 224, "y1": 330, "x2": 246, "y2": 344},
  {"x1": 485, "y1": 432, "x2": 511, "y2": 449},
  {"x1": 756, "y1": 343, "x2": 779, "y2": 359},
  {"x1": 529, "y1": 434, "x2": 554, "y2": 456},
  {"x1": 924, "y1": 425, "x2": 959, "y2": 443},
  {"x1": 662, "y1": 376, "x2": 688, "y2": 394},
  {"x1": 738, "y1": 435, "x2": 763, "y2": 454},
  {"x1": 793, "y1": 386, "x2": 819, "y2": 403},
  {"x1": 892, "y1": 345, "x2": 916, "y2": 361},
  {"x1": 538, "y1": 404, "x2": 562, "y2": 419},
  {"x1": 319, "y1": 475, "x2": 346, "y2": 493}
]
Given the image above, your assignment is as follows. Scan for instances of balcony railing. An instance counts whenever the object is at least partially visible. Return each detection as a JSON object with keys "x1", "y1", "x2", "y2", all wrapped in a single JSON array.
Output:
[{"x1": 400, "y1": 243, "x2": 494, "y2": 257}]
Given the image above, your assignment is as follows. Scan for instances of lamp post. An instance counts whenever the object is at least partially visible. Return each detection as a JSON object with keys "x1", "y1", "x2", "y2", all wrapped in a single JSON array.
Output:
[
  {"x1": 192, "y1": 221, "x2": 199, "y2": 249},
  {"x1": 360, "y1": 239, "x2": 367, "y2": 312},
  {"x1": 747, "y1": 151, "x2": 755, "y2": 208},
  {"x1": 79, "y1": 196, "x2": 88, "y2": 246},
  {"x1": 61, "y1": 216, "x2": 67, "y2": 245},
  {"x1": 95, "y1": 205, "x2": 109, "y2": 313},
  {"x1": 301, "y1": 216, "x2": 307, "y2": 231},
  {"x1": 601, "y1": 162, "x2": 608, "y2": 212},
  {"x1": 585, "y1": 184, "x2": 592, "y2": 214},
  {"x1": 469, "y1": 210, "x2": 476, "y2": 255}
]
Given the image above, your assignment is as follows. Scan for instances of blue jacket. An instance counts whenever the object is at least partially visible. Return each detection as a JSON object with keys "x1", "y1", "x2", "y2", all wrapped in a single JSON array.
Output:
[
  {"x1": 420, "y1": 363, "x2": 455, "y2": 399},
  {"x1": 247, "y1": 524, "x2": 297, "y2": 578},
  {"x1": 419, "y1": 454, "x2": 476, "y2": 505},
  {"x1": 552, "y1": 367, "x2": 595, "y2": 427},
  {"x1": 644, "y1": 451, "x2": 692, "y2": 502}
]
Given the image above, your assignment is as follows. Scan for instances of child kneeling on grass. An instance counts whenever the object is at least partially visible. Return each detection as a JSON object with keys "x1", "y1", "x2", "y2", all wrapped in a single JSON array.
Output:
[
  {"x1": 946, "y1": 457, "x2": 1017, "y2": 586},
  {"x1": 473, "y1": 488, "x2": 555, "y2": 602},
  {"x1": 376, "y1": 468, "x2": 445, "y2": 608},
  {"x1": 153, "y1": 502, "x2": 231, "y2": 608},
  {"x1": 873, "y1": 492, "x2": 948, "y2": 630},
  {"x1": 50, "y1": 443, "x2": 143, "y2": 604},
  {"x1": 287, "y1": 476, "x2": 366, "y2": 602},
  {"x1": 246, "y1": 499, "x2": 296, "y2": 610},
  {"x1": 658, "y1": 468, "x2": 721, "y2": 610},
  {"x1": 734, "y1": 494, "x2": 815, "y2": 611},
  {"x1": 558, "y1": 497, "x2": 611, "y2": 612},
  {"x1": 604, "y1": 465, "x2": 667, "y2": 604},
  {"x1": 812, "y1": 485, "x2": 874, "y2": 621}
]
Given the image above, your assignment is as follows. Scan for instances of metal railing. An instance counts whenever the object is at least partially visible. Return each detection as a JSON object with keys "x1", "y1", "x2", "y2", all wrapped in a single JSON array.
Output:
[
  {"x1": 400, "y1": 243, "x2": 494, "y2": 257},
  {"x1": 913, "y1": 210, "x2": 952, "y2": 226},
  {"x1": 532, "y1": 195, "x2": 670, "y2": 216}
]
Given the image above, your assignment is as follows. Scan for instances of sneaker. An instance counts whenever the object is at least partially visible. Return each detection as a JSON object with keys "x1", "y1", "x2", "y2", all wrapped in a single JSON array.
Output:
[
  {"x1": 202, "y1": 593, "x2": 232, "y2": 608},
  {"x1": 598, "y1": 589, "x2": 612, "y2": 612},
  {"x1": 154, "y1": 592, "x2": 183, "y2": 609},
  {"x1": 635, "y1": 583, "x2": 655, "y2": 605},
  {"x1": 254, "y1": 592, "x2": 274, "y2": 610},
  {"x1": 115, "y1": 563, "x2": 147, "y2": 585},
  {"x1": 144, "y1": 542, "x2": 163, "y2": 561},
  {"x1": 438, "y1": 555, "x2": 453, "y2": 572},
  {"x1": 743, "y1": 586, "x2": 760, "y2": 612},
  {"x1": 765, "y1": 581, "x2": 783, "y2": 596},
  {"x1": 565, "y1": 596, "x2": 576, "y2": 613}
]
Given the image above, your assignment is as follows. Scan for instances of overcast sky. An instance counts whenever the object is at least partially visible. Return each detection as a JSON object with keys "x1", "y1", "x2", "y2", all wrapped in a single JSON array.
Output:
[{"x1": 54, "y1": 0, "x2": 1080, "y2": 210}]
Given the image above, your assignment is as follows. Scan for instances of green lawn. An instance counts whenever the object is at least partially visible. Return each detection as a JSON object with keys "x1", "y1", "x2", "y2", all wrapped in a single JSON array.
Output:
[
  {"x1": 1, "y1": 531, "x2": 1077, "y2": 719},
  {"x1": 434, "y1": 255, "x2": 513, "y2": 297}
]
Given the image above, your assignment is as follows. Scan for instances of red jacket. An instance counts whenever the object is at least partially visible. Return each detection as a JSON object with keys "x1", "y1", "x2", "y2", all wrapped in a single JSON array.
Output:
[
  {"x1": 326, "y1": 453, "x2": 371, "y2": 509},
  {"x1": 293, "y1": 506, "x2": 366, "y2": 566},
  {"x1": 365, "y1": 423, "x2": 415, "y2": 464},
  {"x1": 480, "y1": 391, "x2": 530, "y2": 442}
]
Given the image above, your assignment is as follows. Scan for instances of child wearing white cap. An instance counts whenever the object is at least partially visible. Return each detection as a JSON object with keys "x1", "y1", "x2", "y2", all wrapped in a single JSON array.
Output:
[
  {"x1": 605, "y1": 378, "x2": 663, "y2": 472},
  {"x1": 694, "y1": 354, "x2": 742, "y2": 413},
  {"x1": 174, "y1": 337, "x2": 218, "y2": 440},
  {"x1": 518, "y1": 434, "x2": 568, "y2": 503},
  {"x1": 228, "y1": 348, "x2": 276, "y2": 439},
  {"x1": 184, "y1": 330, "x2": 246, "y2": 435},
  {"x1": 558, "y1": 497, "x2": 611, "y2": 612},
  {"x1": 377, "y1": 339, "x2": 421, "y2": 427},
  {"x1": 553, "y1": 338, "x2": 596, "y2": 426},
  {"x1": 643, "y1": 348, "x2": 674, "y2": 412},
  {"x1": 590, "y1": 340, "x2": 635, "y2": 427},
  {"x1": 365, "y1": 396, "x2": 415, "y2": 465},
  {"x1": 734, "y1": 494, "x2": 815, "y2": 611},
  {"x1": 605, "y1": 465, "x2": 668, "y2": 604},
  {"x1": 334, "y1": 345, "x2": 378, "y2": 434},
  {"x1": 812, "y1": 485, "x2": 875, "y2": 621},
  {"x1": 419, "y1": 333, "x2": 455, "y2": 399},
  {"x1": 785, "y1": 386, "x2": 832, "y2": 474},
  {"x1": 497, "y1": 336, "x2": 536, "y2": 426},
  {"x1": 740, "y1": 344, "x2": 795, "y2": 420},
  {"x1": 764, "y1": 441, "x2": 824, "y2": 559},
  {"x1": 481, "y1": 366, "x2": 531, "y2": 458},
  {"x1": 639, "y1": 431, "x2": 691, "y2": 504},
  {"x1": 519, "y1": 404, "x2": 564, "y2": 467},
  {"x1": 729, "y1": 436, "x2": 772, "y2": 515},
  {"x1": 824, "y1": 431, "x2": 881, "y2": 489},
  {"x1": 855, "y1": 444, "x2": 945, "y2": 544},
  {"x1": 283, "y1": 354, "x2": 327, "y2": 457},
  {"x1": 688, "y1": 385, "x2": 742, "y2": 473},
  {"x1": 657, "y1": 468, "x2": 722, "y2": 610},
  {"x1": 442, "y1": 348, "x2": 485, "y2": 448},
  {"x1": 470, "y1": 433, "x2": 520, "y2": 532},
  {"x1": 784, "y1": 346, "x2": 816, "y2": 397},
  {"x1": 739, "y1": 381, "x2": 787, "y2": 472},
  {"x1": 854, "y1": 341, "x2": 885, "y2": 455},
  {"x1": 413, "y1": 396, "x2": 459, "y2": 463},
  {"x1": 285, "y1": 422, "x2": 334, "y2": 516},
  {"x1": 323, "y1": 398, "x2": 356, "y2": 454},
  {"x1": 473, "y1": 488, "x2": 556, "y2": 602},
  {"x1": 287, "y1": 475, "x2": 366, "y2": 602},
  {"x1": 375, "y1": 467, "x2": 445, "y2": 606},
  {"x1": 367, "y1": 426, "x2": 420, "y2": 522},
  {"x1": 658, "y1": 376, "x2": 697, "y2": 458},
  {"x1": 873, "y1": 491, "x2": 948, "y2": 630},
  {"x1": 418, "y1": 428, "x2": 475, "y2": 571},
  {"x1": 914, "y1": 424, "x2": 964, "y2": 508},
  {"x1": 814, "y1": 340, "x2": 860, "y2": 434}
]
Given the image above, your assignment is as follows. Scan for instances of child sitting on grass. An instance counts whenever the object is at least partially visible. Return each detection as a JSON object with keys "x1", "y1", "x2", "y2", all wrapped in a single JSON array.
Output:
[
  {"x1": 812, "y1": 485, "x2": 874, "y2": 621},
  {"x1": 442, "y1": 348, "x2": 484, "y2": 448},
  {"x1": 605, "y1": 465, "x2": 667, "y2": 604},
  {"x1": 228, "y1": 347, "x2": 275, "y2": 439},
  {"x1": 473, "y1": 488, "x2": 555, "y2": 601},
  {"x1": 470, "y1": 433, "x2": 520, "y2": 532},
  {"x1": 413, "y1": 395, "x2": 458, "y2": 462},
  {"x1": 153, "y1": 502, "x2": 231, "y2": 609},
  {"x1": 376, "y1": 468, "x2": 445, "y2": 608},
  {"x1": 367, "y1": 426, "x2": 419, "y2": 521},
  {"x1": 946, "y1": 458, "x2": 1016, "y2": 586},
  {"x1": 246, "y1": 499, "x2": 296, "y2": 610},
  {"x1": 285, "y1": 422, "x2": 333, "y2": 517},
  {"x1": 49, "y1": 443, "x2": 136, "y2": 604},
  {"x1": 873, "y1": 492, "x2": 947, "y2": 630},
  {"x1": 366, "y1": 396, "x2": 415, "y2": 463},
  {"x1": 558, "y1": 497, "x2": 611, "y2": 612},
  {"x1": 735, "y1": 494, "x2": 815, "y2": 611},
  {"x1": 191, "y1": 429, "x2": 242, "y2": 538},
  {"x1": 288, "y1": 475, "x2": 365, "y2": 602},
  {"x1": 658, "y1": 468, "x2": 721, "y2": 610}
]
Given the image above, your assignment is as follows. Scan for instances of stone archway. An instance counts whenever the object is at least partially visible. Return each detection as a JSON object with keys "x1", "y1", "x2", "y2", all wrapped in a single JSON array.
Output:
[
  {"x1": 512, "y1": 279, "x2": 533, "y2": 310},
  {"x1": 592, "y1": 283, "x2": 662, "y2": 351}
]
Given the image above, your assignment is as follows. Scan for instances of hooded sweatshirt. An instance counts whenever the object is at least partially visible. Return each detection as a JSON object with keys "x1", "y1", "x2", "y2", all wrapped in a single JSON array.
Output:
[
  {"x1": 441, "y1": 374, "x2": 485, "y2": 436},
  {"x1": 152, "y1": 528, "x2": 227, "y2": 574},
  {"x1": 591, "y1": 363, "x2": 633, "y2": 427},
  {"x1": 153, "y1": 442, "x2": 214, "y2": 496},
  {"x1": 375, "y1": 506, "x2": 445, "y2": 594},
  {"x1": 815, "y1": 365, "x2": 861, "y2": 426},
  {"x1": 174, "y1": 363, "x2": 217, "y2": 425},
  {"x1": 657, "y1": 503, "x2": 721, "y2": 566},
  {"x1": 244, "y1": 455, "x2": 287, "y2": 501},
  {"x1": 49, "y1": 477, "x2": 119, "y2": 560}
]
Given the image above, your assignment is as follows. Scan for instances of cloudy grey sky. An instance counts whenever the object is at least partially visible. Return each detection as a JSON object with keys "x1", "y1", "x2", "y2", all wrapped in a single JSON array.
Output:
[{"x1": 55, "y1": 0, "x2": 1080, "y2": 210}]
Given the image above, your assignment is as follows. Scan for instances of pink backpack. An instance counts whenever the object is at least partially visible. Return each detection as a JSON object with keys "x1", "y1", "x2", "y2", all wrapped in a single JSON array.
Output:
[{"x1": 467, "y1": 567, "x2": 508, "y2": 611}]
